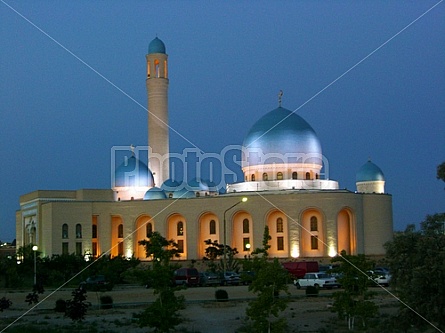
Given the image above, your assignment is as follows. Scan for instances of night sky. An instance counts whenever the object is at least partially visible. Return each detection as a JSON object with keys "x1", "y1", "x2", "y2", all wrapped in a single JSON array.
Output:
[{"x1": 1, "y1": 1, "x2": 444, "y2": 242}]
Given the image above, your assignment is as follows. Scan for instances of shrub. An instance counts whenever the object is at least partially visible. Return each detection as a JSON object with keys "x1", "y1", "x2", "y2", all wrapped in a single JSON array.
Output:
[
  {"x1": 100, "y1": 295, "x2": 113, "y2": 309},
  {"x1": 306, "y1": 286, "x2": 319, "y2": 297},
  {"x1": 215, "y1": 289, "x2": 228, "y2": 302},
  {"x1": 54, "y1": 299, "x2": 66, "y2": 312},
  {"x1": 0, "y1": 297, "x2": 12, "y2": 311}
]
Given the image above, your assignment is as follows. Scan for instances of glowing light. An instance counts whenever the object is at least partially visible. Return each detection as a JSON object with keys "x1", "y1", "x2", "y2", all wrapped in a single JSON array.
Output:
[
  {"x1": 328, "y1": 246, "x2": 337, "y2": 257},
  {"x1": 291, "y1": 245, "x2": 299, "y2": 258},
  {"x1": 32, "y1": 245, "x2": 38, "y2": 251},
  {"x1": 241, "y1": 197, "x2": 248, "y2": 202}
]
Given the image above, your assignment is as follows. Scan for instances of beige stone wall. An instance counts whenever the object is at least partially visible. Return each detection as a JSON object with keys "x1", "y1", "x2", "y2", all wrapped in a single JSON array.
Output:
[{"x1": 16, "y1": 189, "x2": 393, "y2": 260}]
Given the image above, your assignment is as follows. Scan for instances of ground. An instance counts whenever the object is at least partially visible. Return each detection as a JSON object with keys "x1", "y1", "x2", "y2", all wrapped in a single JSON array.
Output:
[{"x1": 0, "y1": 285, "x2": 398, "y2": 332}]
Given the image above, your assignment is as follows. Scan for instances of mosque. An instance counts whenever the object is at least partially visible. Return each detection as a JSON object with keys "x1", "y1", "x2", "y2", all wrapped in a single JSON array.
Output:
[{"x1": 15, "y1": 37, "x2": 393, "y2": 262}]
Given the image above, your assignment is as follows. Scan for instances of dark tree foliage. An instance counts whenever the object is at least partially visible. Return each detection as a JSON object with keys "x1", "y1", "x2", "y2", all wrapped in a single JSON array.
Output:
[
  {"x1": 65, "y1": 287, "x2": 90, "y2": 322},
  {"x1": 137, "y1": 231, "x2": 185, "y2": 332},
  {"x1": 25, "y1": 283, "x2": 45, "y2": 305},
  {"x1": 437, "y1": 161, "x2": 445, "y2": 183},
  {"x1": 202, "y1": 239, "x2": 239, "y2": 272},
  {"x1": 385, "y1": 214, "x2": 445, "y2": 331},
  {"x1": 0, "y1": 297, "x2": 12, "y2": 312},
  {"x1": 244, "y1": 227, "x2": 290, "y2": 333},
  {"x1": 331, "y1": 251, "x2": 378, "y2": 331}
]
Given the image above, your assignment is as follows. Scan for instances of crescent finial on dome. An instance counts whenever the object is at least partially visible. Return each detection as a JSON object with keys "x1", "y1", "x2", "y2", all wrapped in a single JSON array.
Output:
[{"x1": 278, "y1": 90, "x2": 283, "y2": 107}]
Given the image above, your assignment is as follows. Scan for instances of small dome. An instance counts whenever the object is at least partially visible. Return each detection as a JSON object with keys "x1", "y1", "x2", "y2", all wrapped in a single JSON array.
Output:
[
  {"x1": 172, "y1": 187, "x2": 195, "y2": 199},
  {"x1": 143, "y1": 187, "x2": 167, "y2": 200},
  {"x1": 148, "y1": 37, "x2": 166, "y2": 54},
  {"x1": 356, "y1": 160, "x2": 385, "y2": 182},
  {"x1": 186, "y1": 178, "x2": 209, "y2": 192},
  {"x1": 114, "y1": 155, "x2": 154, "y2": 188},
  {"x1": 161, "y1": 178, "x2": 181, "y2": 192},
  {"x1": 243, "y1": 107, "x2": 322, "y2": 165}
]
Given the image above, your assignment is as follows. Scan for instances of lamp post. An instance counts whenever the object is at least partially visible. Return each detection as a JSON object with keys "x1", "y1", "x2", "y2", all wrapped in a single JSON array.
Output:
[
  {"x1": 223, "y1": 197, "x2": 248, "y2": 276},
  {"x1": 32, "y1": 245, "x2": 38, "y2": 286}
]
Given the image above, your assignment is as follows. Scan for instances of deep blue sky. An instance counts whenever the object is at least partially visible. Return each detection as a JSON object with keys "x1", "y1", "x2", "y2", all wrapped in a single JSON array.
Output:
[{"x1": 1, "y1": 1, "x2": 444, "y2": 242}]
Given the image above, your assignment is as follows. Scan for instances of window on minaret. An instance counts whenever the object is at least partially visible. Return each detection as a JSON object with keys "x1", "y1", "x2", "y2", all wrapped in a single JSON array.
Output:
[
  {"x1": 146, "y1": 223, "x2": 153, "y2": 237},
  {"x1": 76, "y1": 224, "x2": 82, "y2": 239},
  {"x1": 147, "y1": 61, "x2": 151, "y2": 78},
  {"x1": 118, "y1": 224, "x2": 123, "y2": 238},
  {"x1": 209, "y1": 220, "x2": 216, "y2": 235},
  {"x1": 62, "y1": 224, "x2": 69, "y2": 239},
  {"x1": 310, "y1": 216, "x2": 318, "y2": 231},
  {"x1": 243, "y1": 219, "x2": 250, "y2": 234},
  {"x1": 154, "y1": 59, "x2": 160, "y2": 78},
  {"x1": 92, "y1": 225, "x2": 97, "y2": 239},
  {"x1": 277, "y1": 172, "x2": 283, "y2": 180},
  {"x1": 118, "y1": 242, "x2": 124, "y2": 256},
  {"x1": 292, "y1": 172, "x2": 298, "y2": 179},
  {"x1": 177, "y1": 221, "x2": 184, "y2": 236},
  {"x1": 164, "y1": 60, "x2": 168, "y2": 78},
  {"x1": 276, "y1": 218, "x2": 283, "y2": 233},
  {"x1": 263, "y1": 173, "x2": 268, "y2": 181}
]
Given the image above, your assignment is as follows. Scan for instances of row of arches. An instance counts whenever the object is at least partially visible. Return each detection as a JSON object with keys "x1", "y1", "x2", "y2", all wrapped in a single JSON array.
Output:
[{"x1": 99, "y1": 208, "x2": 355, "y2": 260}]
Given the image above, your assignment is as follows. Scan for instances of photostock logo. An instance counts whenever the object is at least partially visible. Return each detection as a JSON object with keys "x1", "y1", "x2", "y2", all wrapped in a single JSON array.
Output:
[{"x1": 111, "y1": 145, "x2": 331, "y2": 192}]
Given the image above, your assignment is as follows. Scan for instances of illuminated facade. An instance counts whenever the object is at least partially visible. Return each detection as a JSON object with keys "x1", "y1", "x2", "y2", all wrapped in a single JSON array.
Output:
[{"x1": 15, "y1": 37, "x2": 393, "y2": 262}]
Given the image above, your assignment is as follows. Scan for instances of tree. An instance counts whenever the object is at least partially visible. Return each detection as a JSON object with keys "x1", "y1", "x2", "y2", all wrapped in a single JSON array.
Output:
[
  {"x1": 137, "y1": 231, "x2": 185, "y2": 332},
  {"x1": 65, "y1": 287, "x2": 90, "y2": 322},
  {"x1": 202, "y1": 239, "x2": 239, "y2": 272},
  {"x1": 331, "y1": 251, "x2": 378, "y2": 331},
  {"x1": 437, "y1": 161, "x2": 445, "y2": 183},
  {"x1": 244, "y1": 227, "x2": 290, "y2": 333},
  {"x1": 385, "y1": 214, "x2": 445, "y2": 331}
]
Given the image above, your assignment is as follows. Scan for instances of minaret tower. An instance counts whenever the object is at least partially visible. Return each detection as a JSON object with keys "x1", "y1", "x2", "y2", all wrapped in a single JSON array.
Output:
[{"x1": 146, "y1": 37, "x2": 169, "y2": 186}]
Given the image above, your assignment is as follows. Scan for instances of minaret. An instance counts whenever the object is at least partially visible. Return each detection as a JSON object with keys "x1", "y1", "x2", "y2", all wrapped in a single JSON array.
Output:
[{"x1": 146, "y1": 37, "x2": 169, "y2": 186}]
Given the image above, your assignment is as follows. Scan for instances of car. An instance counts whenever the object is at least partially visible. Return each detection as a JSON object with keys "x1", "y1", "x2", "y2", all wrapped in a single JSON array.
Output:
[
  {"x1": 368, "y1": 268, "x2": 391, "y2": 286},
  {"x1": 80, "y1": 275, "x2": 113, "y2": 291},
  {"x1": 199, "y1": 272, "x2": 221, "y2": 286},
  {"x1": 294, "y1": 272, "x2": 339, "y2": 290},
  {"x1": 220, "y1": 271, "x2": 241, "y2": 286},
  {"x1": 174, "y1": 268, "x2": 200, "y2": 286}
]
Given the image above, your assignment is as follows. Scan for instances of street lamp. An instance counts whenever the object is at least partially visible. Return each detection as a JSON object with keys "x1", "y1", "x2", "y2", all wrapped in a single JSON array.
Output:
[
  {"x1": 223, "y1": 197, "x2": 248, "y2": 276},
  {"x1": 32, "y1": 245, "x2": 38, "y2": 286}
]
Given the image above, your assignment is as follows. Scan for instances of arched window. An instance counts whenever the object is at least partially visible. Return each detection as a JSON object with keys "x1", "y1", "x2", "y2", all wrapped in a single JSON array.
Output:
[
  {"x1": 177, "y1": 221, "x2": 184, "y2": 236},
  {"x1": 251, "y1": 174, "x2": 255, "y2": 181},
  {"x1": 292, "y1": 172, "x2": 298, "y2": 179},
  {"x1": 276, "y1": 217, "x2": 283, "y2": 233},
  {"x1": 118, "y1": 224, "x2": 123, "y2": 238},
  {"x1": 146, "y1": 223, "x2": 153, "y2": 237},
  {"x1": 168, "y1": 193, "x2": 173, "y2": 198},
  {"x1": 154, "y1": 59, "x2": 160, "y2": 77},
  {"x1": 243, "y1": 219, "x2": 250, "y2": 234},
  {"x1": 262, "y1": 173, "x2": 268, "y2": 181},
  {"x1": 209, "y1": 220, "x2": 216, "y2": 235},
  {"x1": 92, "y1": 224, "x2": 97, "y2": 239},
  {"x1": 277, "y1": 172, "x2": 283, "y2": 180},
  {"x1": 76, "y1": 224, "x2": 82, "y2": 239},
  {"x1": 316, "y1": 173, "x2": 319, "y2": 179},
  {"x1": 147, "y1": 61, "x2": 151, "y2": 78},
  {"x1": 310, "y1": 216, "x2": 318, "y2": 232},
  {"x1": 62, "y1": 224, "x2": 68, "y2": 239},
  {"x1": 305, "y1": 172, "x2": 311, "y2": 180}
]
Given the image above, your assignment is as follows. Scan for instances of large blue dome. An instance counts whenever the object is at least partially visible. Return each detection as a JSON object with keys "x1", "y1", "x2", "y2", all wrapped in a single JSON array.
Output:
[
  {"x1": 148, "y1": 37, "x2": 166, "y2": 54},
  {"x1": 114, "y1": 155, "x2": 155, "y2": 187},
  {"x1": 243, "y1": 107, "x2": 322, "y2": 164},
  {"x1": 356, "y1": 160, "x2": 385, "y2": 182}
]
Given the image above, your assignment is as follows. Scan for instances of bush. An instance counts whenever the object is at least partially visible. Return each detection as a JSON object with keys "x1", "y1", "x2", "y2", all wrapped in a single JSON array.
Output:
[
  {"x1": 306, "y1": 286, "x2": 319, "y2": 297},
  {"x1": 54, "y1": 299, "x2": 66, "y2": 312},
  {"x1": 0, "y1": 297, "x2": 12, "y2": 311},
  {"x1": 215, "y1": 289, "x2": 228, "y2": 302},
  {"x1": 100, "y1": 295, "x2": 113, "y2": 309}
]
